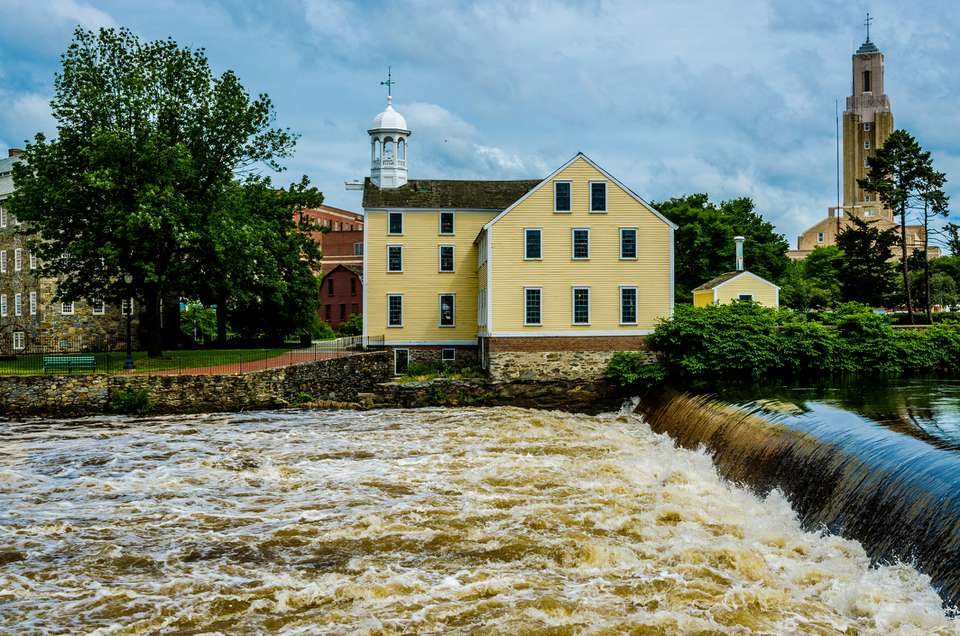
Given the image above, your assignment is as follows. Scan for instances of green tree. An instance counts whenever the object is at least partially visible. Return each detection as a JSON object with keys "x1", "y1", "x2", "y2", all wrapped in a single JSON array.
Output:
[
  {"x1": 780, "y1": 246, "x2": 842, "y2": 311},
  {"x1": 8, "y1": 27, "x2": 296, "y2": 356},
  {"x1": 835, "y1": 216, "x2": 898, "y2": 306},
  {"x1": 943, "y1": 222, "x2": 960, "y2": 256},
  {"x1": 859, "y1": 129, "x2": 947, "y2": 323},
  {"x1": 654, "y1": 194, "x2": 790, "y2": 302}
]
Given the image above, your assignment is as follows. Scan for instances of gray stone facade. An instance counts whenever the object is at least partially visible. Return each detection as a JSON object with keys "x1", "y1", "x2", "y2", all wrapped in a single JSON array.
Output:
[
  {"x1": 488, "y1": 350, "x2": 655, "y2": 382},
  {"x1": 0, "y1": 152, "x2": 140, "y2": 354}
]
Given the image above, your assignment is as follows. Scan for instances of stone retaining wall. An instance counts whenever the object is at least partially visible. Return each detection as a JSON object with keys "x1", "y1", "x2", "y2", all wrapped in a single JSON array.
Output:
[
  {"x1": 0, "y1": 351, "x2": 391, "y2": 418},
  {"x1": 488, "y1": 350, "x2": 657, "y2": 382}
]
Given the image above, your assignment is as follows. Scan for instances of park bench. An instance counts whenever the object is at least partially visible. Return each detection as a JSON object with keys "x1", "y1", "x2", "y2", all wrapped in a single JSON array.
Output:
[{"x1": 42, "y1": 355, "x2": 97, "y2": 374}]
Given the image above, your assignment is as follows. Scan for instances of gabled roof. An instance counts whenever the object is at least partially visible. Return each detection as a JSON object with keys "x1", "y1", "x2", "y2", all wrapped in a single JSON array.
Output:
[
  {"x1": 693, "y1": 270, "x2": 780, "y2": 292},
  {"x1": 482, "y1": 152, "x2": 678, "y2": 231},
  {"x1": 327, "y1": 263, "x2": 364, "y2": 283},
  {"x1": 362, "y1": 177, "x2": 541, "y2": 210}
]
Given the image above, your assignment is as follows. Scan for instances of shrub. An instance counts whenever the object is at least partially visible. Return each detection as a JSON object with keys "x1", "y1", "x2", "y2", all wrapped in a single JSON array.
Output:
[
  {"x1": 109, "y1": 387, "x2": 154, "y2": 416},
  {"x1": 605, "y1": 353, "x2": 667, "y2": 391},
  {"x1": 290, "y1": 392, "x2": 314, "y2": 405},
  {"x1": 336, "y1": 313, "x2": 362, "y2": 337},
  {"x1": 310, "y1": 318, "x2": 336, "y2": 341}
]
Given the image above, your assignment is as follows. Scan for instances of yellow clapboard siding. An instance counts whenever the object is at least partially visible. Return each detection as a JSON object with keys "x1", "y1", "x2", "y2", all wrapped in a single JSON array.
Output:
[
  {"x1": 366, "y1": 209, "x2": 496, "y2": 341},
  {"x1": 488, "y1": 157, "x2": 672, "y2": 332},
  {"x1": 693, "y1": 290, "x2": 714, "y2": 307},
  {"x1": 715, "y1": 274, "x2": 779, "y2": 308}
]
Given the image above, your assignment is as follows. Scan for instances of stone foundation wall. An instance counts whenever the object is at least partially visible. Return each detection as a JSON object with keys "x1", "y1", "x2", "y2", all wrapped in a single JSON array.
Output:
[
  {"x1": 394, "y1": 345, "x2": 478, "y2": 371},
  {"x1": 488, "y1": 349, "x2": 656, "y2": 382},
  {"x1": 0, "y1": 351, "x2": 391, "y2": 418}
]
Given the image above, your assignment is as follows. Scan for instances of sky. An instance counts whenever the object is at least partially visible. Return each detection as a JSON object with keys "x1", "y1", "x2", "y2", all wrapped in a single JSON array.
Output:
[{"x1": 1, "y1": 0, "x2": 958, "y2": 246}]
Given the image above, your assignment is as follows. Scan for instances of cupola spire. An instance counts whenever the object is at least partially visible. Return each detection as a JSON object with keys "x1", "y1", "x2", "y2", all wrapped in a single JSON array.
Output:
[{"x1": 369, "y1": 67, "x2": 411, "y2": 189}]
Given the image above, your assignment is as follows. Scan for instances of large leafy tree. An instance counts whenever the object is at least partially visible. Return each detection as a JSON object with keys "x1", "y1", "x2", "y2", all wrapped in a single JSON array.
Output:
[
  {"x1": 835, "y1": 215, "x2": 898, "y2": 306},
  {"x1": 859, "y1": 129, "x2": 948, "y2": 323},
  {"x1": 654, "y1": 194, "x2": 790, "y2": 302},
  {"x1": 8, "y1": 27, "x2": 296, "y2": 355},
  {"x1": 780, "y1": 246, "x2": 842, "y2": 311}
]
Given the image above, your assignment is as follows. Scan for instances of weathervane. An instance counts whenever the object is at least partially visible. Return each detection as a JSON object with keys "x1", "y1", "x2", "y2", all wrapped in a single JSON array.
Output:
[
  {"x1": 380, "y1": 66, "x2": 395, "y2": 100},
  {"x1": 865, "y1": 11, "x2": 873, "y2": 42}
]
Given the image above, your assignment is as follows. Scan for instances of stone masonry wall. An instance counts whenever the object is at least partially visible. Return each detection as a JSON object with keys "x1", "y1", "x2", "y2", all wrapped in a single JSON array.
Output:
[
  {"x1": 0, "y1": 351, "x2": 391, "y2": 418},
  {"x1": 488, "y1": 350, "x2": 656, "y2": 382}
]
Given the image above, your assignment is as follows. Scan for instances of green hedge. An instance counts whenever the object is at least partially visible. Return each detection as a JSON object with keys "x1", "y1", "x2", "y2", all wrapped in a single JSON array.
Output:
[{"x1": 607, "y1": 303, "x2": 960, "y2": 387}]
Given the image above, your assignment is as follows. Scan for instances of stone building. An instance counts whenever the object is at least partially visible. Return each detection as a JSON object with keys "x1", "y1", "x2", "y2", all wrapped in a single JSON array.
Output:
[
  {"x1": 0, "y1": 149, "x2": 139, "y2": 354},
  {"x1": 789, "y1": 24, "x2": 938, "y2": 261}
]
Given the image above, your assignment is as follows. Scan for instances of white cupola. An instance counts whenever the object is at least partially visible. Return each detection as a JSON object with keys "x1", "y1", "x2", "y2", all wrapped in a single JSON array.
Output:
[{"x1": 369, "y1": 94, "x2": 410, "y2": 189}]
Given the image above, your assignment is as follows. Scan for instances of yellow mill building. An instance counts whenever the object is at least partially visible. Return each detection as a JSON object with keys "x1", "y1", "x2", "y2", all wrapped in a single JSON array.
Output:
[
  {"x1": 789, "y1": 25, "x2": 938, "y2": 261},
  {"x1": 360, "y1": 96, "x2": 676, "y2": 379}
]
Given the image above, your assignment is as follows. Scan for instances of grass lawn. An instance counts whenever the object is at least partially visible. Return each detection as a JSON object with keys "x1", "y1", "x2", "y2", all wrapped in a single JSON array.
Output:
[{"x1": 0, "y1": 348, "x2": 292, "y2": 376}]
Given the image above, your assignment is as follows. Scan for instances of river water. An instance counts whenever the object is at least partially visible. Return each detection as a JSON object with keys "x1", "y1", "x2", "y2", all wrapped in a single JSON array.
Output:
[{"x1": 1, "y1": 406, "x2": 957, "y2": 634}]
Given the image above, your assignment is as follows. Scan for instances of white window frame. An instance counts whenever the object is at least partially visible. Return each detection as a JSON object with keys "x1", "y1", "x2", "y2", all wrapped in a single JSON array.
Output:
[
  {"x1": 121, "y1": 298, "x2": 134, "y2": 316},
  {"x1": 589, "y1": 180, "x2": 608, "y2": 213},
  {"x1": 29, "y1": 253, "x2": 36, "y2": 270},
  {"x1": 817, "y1": 232, "x2": 824, "y2": 243},
  {"x1": 524, "y1": 228, "x2": 542, "y2": 261},
  {"x1": 14, "y1": 248, "x2": 22, "y2": 272},
  {"x1": 61, "y1": 301, "x2": 74, "y2": 315},
  {"x1": 0, "y1": 294, "x2": 5, "y2": 317},
  {"x1": 620, "y1": 286, "x2": 638, "y2": 325},
  {"x1": 353, "y1": 242, "x2": 363, "y2": 256},
  {"x1": 438, "y1": 244, "x2": 455, "y2": 272},
  {"x1": 12, "y1": 331, "x2": 24, "y2": 351},
  {"x1": 0, "y1": 250, "x2": 6, "y2": 273},
  {"x1": 864, "y1": 140, "x2": 871, "y2": 150},
  {"x1": 92, "y1": 298, "x2": 105, "y2": 315},
  {"x1": 571, "y1": 286, "x2": 591, "y2": 326},
  {"x1": 571, "y1": 228, "x2": 590, "y2": 260},
  {"x1": 524, "y1": 287, "x2": 542, "y2": 326},
  {"x1": 387, "y1": 210, "x2": 404, "y2": 235},
  {"x1": 738, "y1": 294, "x2": 754, "y2": 302},
  {"x1": 439, "y1": 210, "x2": 456, "y2": 235},
  {"x1": 14, "y1": 293, "x2": 21, "y2": 317},
  {"x1": 864, "y1": 122, "x2": 872, "y2": 131},
  {"x1": 29, "y1": 291, "x2": 36, "y2": 316},
  {"x1": 620, "y1": 227, "x2": 638, "y2": 260},
  {"x1": 387, "y1": 244, "x2": 403, "y2": 273},
  {"x1": 554, "y1": 181, "x2": 572, "y2": 213},
  {"x1": 393, "y1": 348, "x2": 410, "y2": 375},
  {"x1": 387, "y1": 293, "x2": 403, "y2": 327},
  {"x1": 0, "y1": 207, "x2": 6, "y2": 228},
  {"x1": 441, "y1": 347, "x2": 456, "y2": 362},
  {"x1": 438, "y1": 293, "x2": 456, "y2": 328}
]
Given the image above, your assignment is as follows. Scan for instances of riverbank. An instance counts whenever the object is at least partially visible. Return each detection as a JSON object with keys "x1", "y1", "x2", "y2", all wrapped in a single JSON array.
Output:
[{"x1": 0, "y1": 352, "x2": 623, "y2": 418}]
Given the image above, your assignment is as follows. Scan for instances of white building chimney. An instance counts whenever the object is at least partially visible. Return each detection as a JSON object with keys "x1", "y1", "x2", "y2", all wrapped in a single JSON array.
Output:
[{"x1": 734, "y1": 236, "x2": 745, "y2": 271}]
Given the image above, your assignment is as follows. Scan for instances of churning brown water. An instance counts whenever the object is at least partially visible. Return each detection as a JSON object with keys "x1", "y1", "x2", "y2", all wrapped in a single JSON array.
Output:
[{"x1": 1, "y1": 407, "x2": 957, "y2": 634}]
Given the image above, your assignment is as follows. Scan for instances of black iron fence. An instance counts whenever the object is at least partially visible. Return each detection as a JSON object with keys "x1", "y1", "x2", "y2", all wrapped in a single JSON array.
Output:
[{"x1": 0, "y1": 335, "x2": 385, "y2": 377}]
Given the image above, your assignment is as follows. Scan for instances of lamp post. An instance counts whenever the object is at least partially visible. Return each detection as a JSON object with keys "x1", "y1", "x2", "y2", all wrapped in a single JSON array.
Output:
[{"x1": 123, "y1": 273, "x2": 134, "y2": 370}]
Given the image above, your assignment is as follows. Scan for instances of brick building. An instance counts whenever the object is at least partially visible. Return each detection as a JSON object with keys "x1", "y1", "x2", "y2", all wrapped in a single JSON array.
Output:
[
  {"x1": 320, "y1": 264, "x2": 363, "y2": 329},
  {"x1": 0, "y1": 149, "x2": 139, "y2": 353},
  {"x1": 295, "y1": 204, "x2": 364, "y2": 273}
]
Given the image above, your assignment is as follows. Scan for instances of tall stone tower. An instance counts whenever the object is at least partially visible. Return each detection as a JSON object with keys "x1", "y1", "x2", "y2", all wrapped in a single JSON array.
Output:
[{"x1": 841, "y1": 19, "x2": 894, "y2": 220}]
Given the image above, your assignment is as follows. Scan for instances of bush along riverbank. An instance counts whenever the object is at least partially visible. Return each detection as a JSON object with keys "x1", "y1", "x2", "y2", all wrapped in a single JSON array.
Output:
[{"x1": 607, "y1": 302, "x2": 960, "y2": 390}]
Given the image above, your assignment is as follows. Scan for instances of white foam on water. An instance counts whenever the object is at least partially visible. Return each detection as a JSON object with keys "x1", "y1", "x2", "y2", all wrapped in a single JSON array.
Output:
[{"x1": 0, "y1": 407, "x2": 957, "y2": 634}]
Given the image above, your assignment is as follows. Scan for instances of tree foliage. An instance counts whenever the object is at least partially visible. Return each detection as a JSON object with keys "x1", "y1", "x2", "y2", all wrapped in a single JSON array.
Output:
[
  {"x1": 835, "y1": 215, "x2": 899, "y2": 306},
  {"x1": 654, "y1": 194, "x2": 790, "y2": 302},
  {"x1": 8, "y1": 27, "x2": 302, "y2": 355},
  {"x1": 780, "y1": 246, "x2": 842, "y2": 311}
]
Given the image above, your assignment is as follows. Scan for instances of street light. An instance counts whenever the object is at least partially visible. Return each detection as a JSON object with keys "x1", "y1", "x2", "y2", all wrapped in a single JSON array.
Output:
[{"x1": 123, "y1": 273, "x2": 134, "y2": 370}]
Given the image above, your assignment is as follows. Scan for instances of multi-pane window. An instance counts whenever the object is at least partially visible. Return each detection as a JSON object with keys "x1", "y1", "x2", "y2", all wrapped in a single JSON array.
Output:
[
  {"x1": 353, "y1": 242, "x2": 363, "y2": 256},
  {"x1": 29, "y1": 253, "x2": 36, "y2": 270},
  {"x1": 387, "y1": 294, "x2": 403, "y2": 327},
  {"x1": 620, "y1": 287, "x2": 638, "y2": 324},
  {"x1": 61, "y1": 301, "x2": 74, "y2": 315},
  {"x1": 439, "y1": 294, "x2": 455, "y2": 327},
  {"x1": 12, "y1": 332, "x2": 24, "y2": 351},
  {"x1": 524, "y1": 287, "x2": 542, "y2": 326},
  {"x1": 439, "y1": 211, "x2": 455, "y2": 235},
  {"x1": 554, "y1": 182, "x2": 571, "y2": 212},
  {"x1": 387, "y1": 245, "x2": 403, "y2": 272},
  {"x1": 0, "y1": 250, "x2": 6, "y2": 273},
  {"x1": 620, "y1": 228, "x2": 638, "y2": 259},
  {"x1": 0, "y1": 294, "x2": 6, "y2": 316},
  {"x1": 14, "y1": 293, "x2": 21, "y2": 316},
  {"x1": 122, "y1": 298, "x2": 134, "y2": 316},
  {"x1": 0, "y1": 207, "x2": 6, "y2": 228},
  {"x1": 572, "y1": 287, "x2": 590, "y2": 325},
  {"x1": 738, "y1": 294, "x2": 754, "y2": 302},
  {"x1": 864, "y1": 122, "x2": 872, "y2": 132},
  {"x1": 439, "y1": 245, "x2": 454, "y2": 272},
  {"x1": 388, "y1": 211, "x2": 403, "y2": 234},
  {"x1": 29, "y1": 291, "x2": 36, "y2": 315},
  {"x1": 864, "y1": 140, "x2": 871, "y2": 150},
  {"x1": 92, "y1": 298, "x2": 105, "y2": 315},
  {"x1": 590, "y1": 181, "x2": 607, "y2": 212},
  {"x1": 14, "y1": 249, "x2": 21, "y2": 272},
  {"x1": 441, "y1": 348, "x2": 456, "y2": 362},
  {"x1": 817, "y1": 232, "x2": 824, "y2": 243},
  {"x1": 524, "y1": 228, "x2": 542, "y2": 260},
  {"x1": 572, "y1": 228, "x2": 590, "y2": 259}
]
